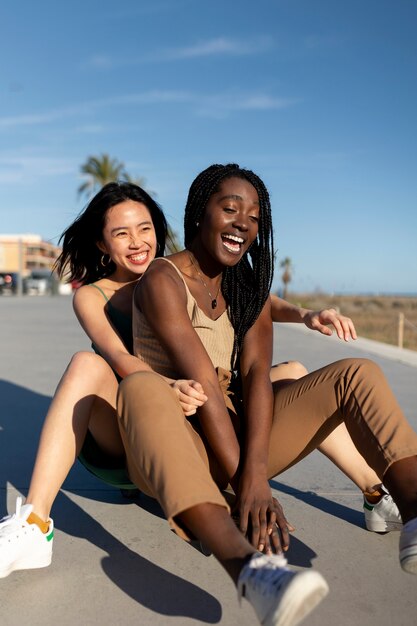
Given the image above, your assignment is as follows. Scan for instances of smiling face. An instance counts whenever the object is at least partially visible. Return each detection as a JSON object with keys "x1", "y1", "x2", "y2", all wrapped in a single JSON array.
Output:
[
  {"x1": 98, "y1": 199, "x2": 157, "y2": 281},
  {"x1": 196, "y1": 176, "x2": 260, "y2": 269}
]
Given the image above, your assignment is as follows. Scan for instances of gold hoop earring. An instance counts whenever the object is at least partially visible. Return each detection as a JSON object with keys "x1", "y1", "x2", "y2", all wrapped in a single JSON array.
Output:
[{"x1": 100, "y1": 254, "x2": 111, "y2": 267}]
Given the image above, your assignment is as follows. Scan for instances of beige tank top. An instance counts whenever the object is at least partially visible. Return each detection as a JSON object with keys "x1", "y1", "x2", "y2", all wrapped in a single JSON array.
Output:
[{"x1": 133, "y1": 257, "x2": 235, "y2": 378}]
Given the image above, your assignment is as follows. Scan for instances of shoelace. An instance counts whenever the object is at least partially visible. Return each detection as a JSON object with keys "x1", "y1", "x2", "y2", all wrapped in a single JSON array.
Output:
[
  {"x1": 246, "y1": 565, "x2": 289, "y2": 595},
  {"x1": 239, "y1": 554, "x2": 289, "y2": 600}
]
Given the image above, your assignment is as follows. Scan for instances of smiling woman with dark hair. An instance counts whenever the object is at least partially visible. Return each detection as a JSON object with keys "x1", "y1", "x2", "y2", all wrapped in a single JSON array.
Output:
[{"x1": 0, "y1": 181, "x2": 209, "y2": 579}]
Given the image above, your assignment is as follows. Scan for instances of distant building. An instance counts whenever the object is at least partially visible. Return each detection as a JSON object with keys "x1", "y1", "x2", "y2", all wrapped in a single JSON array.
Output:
[{"x1": 0, "y1": 234, "x2": 61, "y2": 277}]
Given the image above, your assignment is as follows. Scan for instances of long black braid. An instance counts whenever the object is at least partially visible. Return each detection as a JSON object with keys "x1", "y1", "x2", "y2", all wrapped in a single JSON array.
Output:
[{"x1": 184, "y1": 164, "x2": 274, "y2": 376}]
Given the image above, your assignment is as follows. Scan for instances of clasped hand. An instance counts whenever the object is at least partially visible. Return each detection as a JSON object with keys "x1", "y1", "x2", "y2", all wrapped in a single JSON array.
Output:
[
  {"x1": 170, "y1": 379, "x2": 208, "y2": 416},
  {"x1": 234, "y1": 472, "x2": 293, "y2": 555}
]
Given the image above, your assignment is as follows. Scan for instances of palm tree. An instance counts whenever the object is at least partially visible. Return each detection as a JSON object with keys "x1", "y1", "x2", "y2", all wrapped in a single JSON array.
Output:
[
  {"x1": 166, "y1": 225, "x2": 181, "y2": 253},
  {"x1": 124, "y1": 173, "x2": 150, "y2": 193},
  {"x1": 78, "y1": 153, "x2": 181, "y2": 253},
  {"x1": 280, "y1": 257, "x2": 293, "y2": 299},
  {"x1": 78, "y1": 154, "x2": 128, "y2": 198},
  {"x1": 124, "y1": 174, "x2": 181, "y2": 253}
]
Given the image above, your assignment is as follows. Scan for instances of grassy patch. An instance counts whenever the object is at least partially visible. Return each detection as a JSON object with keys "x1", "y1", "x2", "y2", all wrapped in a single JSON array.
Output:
[{"x1": 285, "y1": 294, "x2": 417, "y2": 351}]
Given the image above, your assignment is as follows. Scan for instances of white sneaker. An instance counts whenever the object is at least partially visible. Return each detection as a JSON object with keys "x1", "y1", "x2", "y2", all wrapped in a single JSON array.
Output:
[
  {"x1": 364, "y1": 489, "x2": 402, "y2": 532},
  {"x1": 0, "y1": 497, "x2": 53, "y2": 578},
  {"x1": 238, "y1": 553, "x2": 328, "y2": 626},
  {"x1": 399, "y1": 517, "x2": 417, "y2": 574}
]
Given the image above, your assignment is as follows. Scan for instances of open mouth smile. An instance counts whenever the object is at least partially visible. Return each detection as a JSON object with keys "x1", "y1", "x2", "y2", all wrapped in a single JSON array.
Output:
[
  {"x1": 127, "y1": 251, "x2": 149, "y2": 265},
  {"x1": 221, "y1": 234, "x2": 245, "y2": 254}
]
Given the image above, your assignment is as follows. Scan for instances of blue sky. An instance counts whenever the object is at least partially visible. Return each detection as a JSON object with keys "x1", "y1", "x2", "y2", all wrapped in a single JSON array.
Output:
[{"x1": 1, "y1": 0, "x2": 416, "y2": 294}]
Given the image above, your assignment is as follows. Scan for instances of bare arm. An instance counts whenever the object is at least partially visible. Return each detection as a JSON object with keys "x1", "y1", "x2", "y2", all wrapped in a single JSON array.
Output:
[
  {"x1": 73, "y1": 285, "x2": 149, "y2": 379},
  {"x1": 73, "y1": 285, "x2": 207, "y2": 414},
  {"x1": 240, "y1": 298, "x2": 274, "y2": 480},
  {"x1": 136, "y1": 261, "x2": 241, "y2": 482},
  {"x1": 270, "y1": 293, "x2": 357, "y2": 341},
  {"x1": 233, "y1": 298, "x2": 293, "y2": 553}
]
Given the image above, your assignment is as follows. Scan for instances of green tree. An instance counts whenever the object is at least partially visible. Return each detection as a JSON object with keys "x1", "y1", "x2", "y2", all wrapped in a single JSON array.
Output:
[
  {"x1": 165, "y1": 224, "x2": 181, "y2": 253},
  {"x1": 124, "y1": 173, "x2": 151, "y2": 193},
  {"x1": 78, "y1": 153, "x2": 181, "y2": 253},
  {"x1": 78, "y1": 154, "x2": 128, "y2": 198},
  {"x1": 280, "y1": 257, "x2": 293, "y2": 299}
]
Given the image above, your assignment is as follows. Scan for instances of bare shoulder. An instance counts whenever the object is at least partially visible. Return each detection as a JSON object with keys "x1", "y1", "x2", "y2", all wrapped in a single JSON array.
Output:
[
  {"x1": 139, "y1": 255, "x2": 186, "y2": 291},
  {"x1": 73, "y1": 282, "x2": 106, "y2": 315},
  {"x1": 136, "y1": 256, "x2": 188, "y2": 309}
]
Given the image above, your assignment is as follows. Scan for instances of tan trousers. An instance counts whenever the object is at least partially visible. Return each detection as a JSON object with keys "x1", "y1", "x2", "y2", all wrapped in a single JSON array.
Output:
[{"x1": 117, "y1": 358, "x2": 417, "y2": 539}]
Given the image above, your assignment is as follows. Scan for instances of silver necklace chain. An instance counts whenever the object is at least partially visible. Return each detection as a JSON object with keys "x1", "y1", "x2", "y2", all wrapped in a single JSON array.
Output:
[{"x1": 188, "y1": 252, "x2": 222, "y2": 309}]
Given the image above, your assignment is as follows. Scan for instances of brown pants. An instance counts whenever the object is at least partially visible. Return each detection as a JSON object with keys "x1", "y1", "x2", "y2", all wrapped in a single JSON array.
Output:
[{"x1": 117, "y1": 358, "x2": 417, "y2": 539}]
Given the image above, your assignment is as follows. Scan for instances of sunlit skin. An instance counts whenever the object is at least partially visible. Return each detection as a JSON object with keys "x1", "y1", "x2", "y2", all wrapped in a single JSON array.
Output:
[
  {"x1": 183, "y1": 177, "x2": 260, "y2": 317},
  {"x1": 190, "y1": 177, "x2": 260, "y2": 276},
  {"x1": 97, "y1": 200, "x2": 157, "y2": 284}
]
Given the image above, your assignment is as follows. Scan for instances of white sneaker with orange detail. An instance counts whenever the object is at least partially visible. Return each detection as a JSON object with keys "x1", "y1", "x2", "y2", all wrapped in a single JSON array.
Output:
[{"x1": 0, "y1": 497, "x2": 53, "y2": 578}]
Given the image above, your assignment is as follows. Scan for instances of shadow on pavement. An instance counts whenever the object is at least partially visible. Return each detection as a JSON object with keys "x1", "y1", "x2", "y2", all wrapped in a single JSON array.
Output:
[
  {"x1": 54, "y1": 492, "x2": 222, "y2": 623},
  {"x1": 1, "y1": 378, "x2": 361, "y2": 619},
  {"x1": 101, "y1": 549, "x2": 222, "y2": 621},
  {"x1": 0, "y1": 380, "x2": 222, "y2": 623},
  {"x1": 0, "y1": 379, "x2": 50, "y2": 483},
  {"x1": 270, "y1": 478, "x2": 363, "y2": 529}
]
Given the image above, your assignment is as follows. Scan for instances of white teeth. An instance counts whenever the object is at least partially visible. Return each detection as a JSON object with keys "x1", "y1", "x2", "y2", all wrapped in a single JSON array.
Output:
[
  {"x1": 223, "y1": 234, "x2": 244, "y2": 243},
  {"x1": 129, "y1": 252, "x2": 147, "y2": 261},
  {"x1": 223, "y1": 241, "x2": 239, "y2": 253}
]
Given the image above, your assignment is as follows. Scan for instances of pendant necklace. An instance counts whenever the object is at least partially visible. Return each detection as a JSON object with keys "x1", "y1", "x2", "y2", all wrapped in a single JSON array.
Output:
[{"x1": 188, "y1": 252, "x2": 222, "y2": 309}]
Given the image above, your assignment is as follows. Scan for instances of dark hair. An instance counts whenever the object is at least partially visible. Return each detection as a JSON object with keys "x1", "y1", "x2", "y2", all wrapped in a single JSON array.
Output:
[
  {"x1": 55, "y1": 182, "x2": 167, "y2": 284},
  {"x1": 184, "y1": 163, "x2": 274, "y2": 371}
]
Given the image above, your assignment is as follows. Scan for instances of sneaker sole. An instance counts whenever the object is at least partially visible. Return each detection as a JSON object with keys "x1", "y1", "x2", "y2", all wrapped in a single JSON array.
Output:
[
  {"x1": 0, "y1": 552, "x2": 52, "y2": 578},
  {"x1": 266, "y1": 570, "x2": 329, "y2": 626},
  {"x1": 366, "y1": 520, "x2": 403, "y2": 532}
]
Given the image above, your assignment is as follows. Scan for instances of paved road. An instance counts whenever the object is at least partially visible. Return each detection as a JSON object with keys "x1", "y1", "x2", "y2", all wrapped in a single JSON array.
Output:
[{"x1": 0, "y1": 296, "x2": 416, "y2": 626}]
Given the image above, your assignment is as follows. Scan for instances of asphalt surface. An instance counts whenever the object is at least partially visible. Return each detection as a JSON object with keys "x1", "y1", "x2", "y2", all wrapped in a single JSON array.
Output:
[{"x1": 0, "y1": 296, "x2": 416, "y2": 626}]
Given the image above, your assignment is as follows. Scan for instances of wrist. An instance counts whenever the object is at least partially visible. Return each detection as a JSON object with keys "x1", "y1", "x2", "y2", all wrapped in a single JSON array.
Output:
[
  {"x1": 242, "y1": 459, "x2": 269, "y2": 478},
  {"x1": 299, "y1": 308, "x2": 312, "y2": 324}
]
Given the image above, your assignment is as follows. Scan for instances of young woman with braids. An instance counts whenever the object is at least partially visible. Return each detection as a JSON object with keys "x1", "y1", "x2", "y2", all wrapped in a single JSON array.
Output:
[{"x1": 115, "y1": 163, "x2": 417, "y2": 626}]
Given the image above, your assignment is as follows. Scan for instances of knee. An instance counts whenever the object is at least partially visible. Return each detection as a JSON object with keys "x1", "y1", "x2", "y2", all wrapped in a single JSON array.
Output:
[
  {"x1": 286, "y1": 360, "x2": 308, "y2": 379},
  {"x1": 69, "y1": 350, "x2": 105, "y2": 371},
  {"x1": 117, "y1": 371, "x2": 175, "y2": 416},
  {"x1": 271, "y1": 360, "x2": 308, "y2": 383},
  {"x1": 117, "y1": 372, "x2": 183, "y2": 433},
  {"x1": 119, "y1": 370, "x2": 165, "y2": 397},
  {"x1": 339, "y1": 358, "x2": 384, "y2": 382},
  {"x1": 357, "y1": 358, "x2": 384, "y2": 381},
  {"x1": 68, "y1": 351, "x2": 113, "y2": 382}
]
